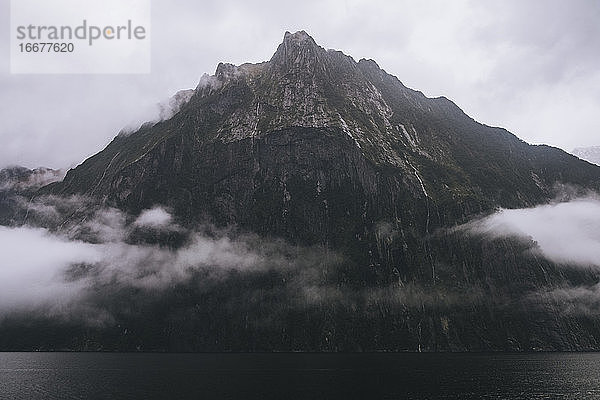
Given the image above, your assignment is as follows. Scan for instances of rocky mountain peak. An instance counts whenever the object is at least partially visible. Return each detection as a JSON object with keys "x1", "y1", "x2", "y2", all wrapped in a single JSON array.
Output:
[
  {"x1": 270, "y1": 30, "x2": 326, "y2": 72},
  {"x1": 283, "y1": 30, "x2": 317, "y2": 46},
  {"x1": 215, "y1": 62, "x2": 241, "y2": 81}
]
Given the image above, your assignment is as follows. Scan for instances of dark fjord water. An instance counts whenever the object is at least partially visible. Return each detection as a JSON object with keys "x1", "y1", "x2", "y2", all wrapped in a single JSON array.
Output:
[{"x1": 0, "y1": 352, "x2": 599, "y2": 399}]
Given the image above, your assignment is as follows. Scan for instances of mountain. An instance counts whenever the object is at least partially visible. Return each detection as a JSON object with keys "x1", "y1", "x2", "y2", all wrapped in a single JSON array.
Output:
[
  {"x1": 573, "y1": 146, "x2": 600, "y2": 166},
  {"x1": 0, "y1": 166, "x2": 63, "y2": 191},
  {"x1": 50, "y1": 31, "x2": 600, "y2": 259},
  {"x1": 0, "y1": 166, "x2": 63, "y2": 225},
  {"x1": 5, "y1": 31, "x2": 600, "y2": 351}
]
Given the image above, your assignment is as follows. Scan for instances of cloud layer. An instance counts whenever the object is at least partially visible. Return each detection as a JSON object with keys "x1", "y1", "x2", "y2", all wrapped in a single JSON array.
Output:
[
  {"x1": 464, "y1": 197, "x2": 600, "y2": 267},
  {"x1": 0, "y1": 203, "x2": 343, "y2": 324},
  {"x1": 3, "y1": 193, "x2": 600, "y2": 350},
  {"x1": 5, "y1": 194, "x2": 600, "y2": 326}
]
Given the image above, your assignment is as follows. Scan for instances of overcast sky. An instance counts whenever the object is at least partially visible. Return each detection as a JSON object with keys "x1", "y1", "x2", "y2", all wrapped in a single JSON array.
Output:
[{"x1": 1, "y1": 0, "x2": 599, "y2": 169}]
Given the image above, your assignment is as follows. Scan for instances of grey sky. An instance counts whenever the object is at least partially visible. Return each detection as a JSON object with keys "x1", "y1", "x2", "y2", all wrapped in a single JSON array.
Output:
[{"x1": 1, "y1": 0, "x2": 599, "y2": 169}]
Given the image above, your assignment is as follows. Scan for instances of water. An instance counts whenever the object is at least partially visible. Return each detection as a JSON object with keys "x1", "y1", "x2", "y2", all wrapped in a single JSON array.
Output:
[{"x1": 0, "y1": 352, "x2": 599, "y2": 399}]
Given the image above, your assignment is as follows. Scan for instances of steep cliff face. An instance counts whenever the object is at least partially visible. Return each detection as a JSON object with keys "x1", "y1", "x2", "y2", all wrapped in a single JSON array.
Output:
[{"x1": 50, "y1": 31, "x2": 600, "y2": 274}]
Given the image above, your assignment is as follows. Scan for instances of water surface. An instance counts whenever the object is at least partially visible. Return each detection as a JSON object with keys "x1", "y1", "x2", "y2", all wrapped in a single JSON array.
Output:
[{"x1": 0, "y1": 352, "x2": 598, "y2": 399}]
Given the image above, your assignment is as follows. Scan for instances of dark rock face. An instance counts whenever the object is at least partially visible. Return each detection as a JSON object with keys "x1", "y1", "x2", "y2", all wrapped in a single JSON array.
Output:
[
  {"x1": 52, "y1": 31, "x2": 600, "y2": 271},
  {"x1": 6, "y1": 31, "x2": 600, "y2": 351}
]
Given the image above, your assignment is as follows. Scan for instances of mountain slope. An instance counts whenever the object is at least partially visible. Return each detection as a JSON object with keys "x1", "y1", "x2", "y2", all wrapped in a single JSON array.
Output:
[{"x1": 49, "y1": 31, "x2": 600, "y2": 269}]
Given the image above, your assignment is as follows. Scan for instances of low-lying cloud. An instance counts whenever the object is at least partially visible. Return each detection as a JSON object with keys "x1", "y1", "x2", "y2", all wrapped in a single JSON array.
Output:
[
  {"x1": 533, "y1": 283, "x2": 600, "y2": 317},
  {"x1": 133, "y1": 206, "x2": 174, "y2": 229},
  {"x1": 6, "y1": 193, "x2": 599, "y2": 349},
  {"x1": 0, "y1": 226, "x2": 98, "y2": 314},
  {"x1": 10, "y1": 193, "x2": 600, "y2": 336},
  {"x1": 0, "y1": 194, "x2": 491, "y2": 331},
  {"x1": 0, "y1": 201, "x2": 343, "y2": 325},
  {"x1": 463, "y1": 196, "x2": 600, "y2": 267}
]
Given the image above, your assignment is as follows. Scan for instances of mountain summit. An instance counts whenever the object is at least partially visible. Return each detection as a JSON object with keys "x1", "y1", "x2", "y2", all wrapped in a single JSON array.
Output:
[{"x1": 271, "y1": 30, "x2": 322, "y2": 68}]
